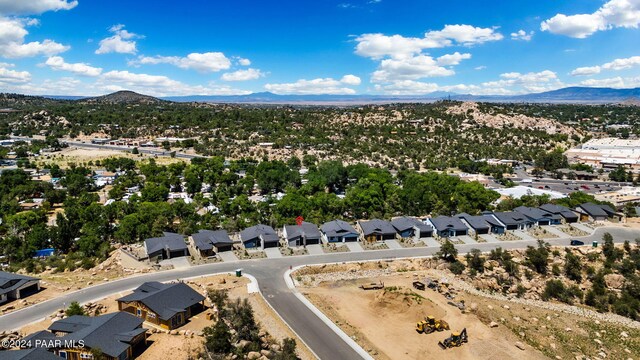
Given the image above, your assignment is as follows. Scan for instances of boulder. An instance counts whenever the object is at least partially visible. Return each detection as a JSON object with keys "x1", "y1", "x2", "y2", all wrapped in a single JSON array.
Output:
[
  {"x1": 489, "y1": 321, "x2": 499, "y2": 328},
  {"x1": 515, "y1": 342, "x2": 526, "y2": 350},
  {"x1": 247, "y1": 351, "x2": 261, "y2": 360},
  {"x1": 604, "y1": 274, "x2": 625, "y2": 289}
]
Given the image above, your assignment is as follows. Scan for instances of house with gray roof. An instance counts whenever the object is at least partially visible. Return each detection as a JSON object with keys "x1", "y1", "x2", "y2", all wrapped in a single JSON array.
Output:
[
  {"x1": 575, "y1": 202, "x2": 621, "y2": 222},
  {"x1": 240, "y1": 224, "x2": 280, "y2": 249},
  {"x1": 357, "y1": 219, "x2": 396, "y2": 242},
  {"x1": 456, "y1": 213, "x2": 490, "y2": 235},
  {"x1": 0, "y1": 271, "x2": 40, "y2": 305},
  {"x1": 2, "y1": 348, "x2": 62, "y2": 360},
  {"x1": 117, "y1": 281, "x2": 205, "y2": 330},
  {"x1": 514, "y1": 206, "x2": 561, "y2": 226},
  {"x1": 283, "y1": 222, "x2": 321, "y2": 247},
  {"x1": 480, "y1": 212, "x2": 507, "y2": 234},
  {"x1": 427, "y1": 216, "x2": 469, "y2": 237},
  {"x1": 23, "y1": 312, "x2": 147, "y2": 360},
  {"x1": 144, "y1": 232, "x2": 188, "y2": 260},
  {"x1": 391, "y1": 216, "x2": 433, "y2": 240},
  {"x1": 539, "y1": 203, "x2": 579, "y2": 223},
  {"x1": 190, "y1": 229, "x2": 234, "y2": 257},
  {"x1": 492, "y1": 211, "x2": 533, "y2": 230},
  {"x1": 320, "y1": 220, "x2": 359, "y2": 243}
]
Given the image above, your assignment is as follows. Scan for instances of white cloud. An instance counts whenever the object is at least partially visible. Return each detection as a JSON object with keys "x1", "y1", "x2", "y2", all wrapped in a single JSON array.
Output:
[
  {"x1": 570, "y1": 55, "x2": 640, "y2": 76},
  {"x1": 371, "y1": 55, "x2": 458, "y2": 83},
  {"x1": 436, "y1": 52, "x2": 471, "y2": 66},
  {"x1": 265, "y1": 76, "x2": 360, "y2": 95},
  {"x1": 95, "y1": 24, "x2": 141, "y2": 54},
  {"x1": 481, "y1": 70, "x2": 562, "y2": 93},
  {"x1": 578, "y1": 76, "x2": 640, "y2": 88},
  {"x1": 570, "y1": 66, "x2": 601, "y2": 76},
  {"x1": 131, "y1": 52, "x2": 231, "y2": 73},
  {"x1": 541, "y1": 0, "x2": 640, "y2": 38},
  {"x1": 221, "y1": 68, "x2": 264, "y2": 81},
  {"x1": 0, "y1": 0, "x2": 77, "y2": 15},
  {"x1": 237, "y1": 57, "x2": 251, "y2": 66},
  {"x1": 355, "y1": 24, "x2": 502, "y2": 60},
  {"x1": 474, "y1": 65, "x2": 487, "y2": 70},
  {"x1": 511, "y1": 29, "x2": 534, "y2": 41},
  {"x1": 340, "y1": 74, "x2": 361, "y2": 85},
  {"x1": 0, "y1": 17, "x2": 69, "y2": 58},
  {"x1": 0, "y1": 62, "x2": 30, "y2": 83},
  {"x1": 603, "y1": 55, "x2": 640, "y2": 70},
  {"x1": 97, "y1": 70, "x2": 250, "y2": 96},
  {"x1": 425, "y1": 24, "x2": 504, "y2": 46},
  {"x1": 45, "y1": 56, "x2": 102, "y2": 76}
]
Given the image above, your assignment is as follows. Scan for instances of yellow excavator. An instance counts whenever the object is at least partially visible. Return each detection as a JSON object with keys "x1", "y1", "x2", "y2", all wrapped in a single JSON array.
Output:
[
  {"x1": 438, "y1": 328, "x2": 468, "y2": 349},
  {"x1": 415, "y1": 316, "x2": 450, "y2": 334}
]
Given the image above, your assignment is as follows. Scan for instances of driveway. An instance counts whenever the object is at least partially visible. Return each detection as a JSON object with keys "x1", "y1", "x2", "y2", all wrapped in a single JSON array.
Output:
[
  {"x1": 423, "y1": 238, "x2": 441, "y2": 247},
  {"x1": 345, "y1": 242, "x2": 364, "y2": 252},
  {"x1": 384, "y1": 240, "x2": 402, "y2": 249},
  {"x1": 306, "y1": 244, "x2": 324, "y2": 255},
  {"x1": 514, "y1": 230, "x2": 537, "y2": 241},
  {"x1": 265, "y1": 247, "x2": 283, "y2": 259},
  {"x1": 479, "y1": 234, "x2": 500, "y2": 243},
  {"x1": 159, "y1": 257, "x2": 190, "y2": 269},
  {"x1": 458, "y1": 235, "x2": 477, "y2": 244},
  {"x1": 544, "y1": 226, "x2": 570, "y2": 238},
  {"x1": 218, "y1": 251, "x2": 239, "y2": 262}
]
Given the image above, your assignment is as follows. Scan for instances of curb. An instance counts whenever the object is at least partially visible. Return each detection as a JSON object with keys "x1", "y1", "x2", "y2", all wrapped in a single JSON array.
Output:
[{"x1": 284, "y1": 266, "x2": 375, "y2": 360}]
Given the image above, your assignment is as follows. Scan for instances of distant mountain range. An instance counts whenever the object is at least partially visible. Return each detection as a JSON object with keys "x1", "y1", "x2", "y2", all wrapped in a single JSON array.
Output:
[{"x1": 29, "y1": 86, "x2": 640, "y2": 105}]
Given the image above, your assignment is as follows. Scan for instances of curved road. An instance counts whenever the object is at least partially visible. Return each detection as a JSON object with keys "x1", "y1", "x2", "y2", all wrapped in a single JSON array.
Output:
[{"x1": 1, "y1": 227, "x2": 638, "y2": 359}]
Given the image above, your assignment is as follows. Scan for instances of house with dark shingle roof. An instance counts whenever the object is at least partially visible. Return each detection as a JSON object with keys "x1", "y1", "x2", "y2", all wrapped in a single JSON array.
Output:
[
  {"x1": 357, "y1": 219, "x2": 396, "y2": 242},
  {"x1": 1, "y1": 348, "x2": 62, "y2": 360},
  {"x1": 144, "y1": 232, "x2": 188, "y2": 260},
  {"x1": 190, "y1": 229, "x2": 234, "y2": 257},
  {"x1": 427, "y1": 216, "x2": 469, "y2": 237},
  {"x1": 240, "y1": 224, "x2": 280, "y2": 249},
  {"x1": 391, "y1": 216, "x2": 433, "y2": 240},
  {"x1": 0, "y1": 271, "x2": 40, "y2": 305},
  {"x1": 481, "y1": 212, "x2": 507, "y2": 234},
  {"x1": 491, "y1": 211, "x2": 533, "y2": 230},
  {"x1": 514, "y1": 206, "x2": 561, "y2": 226},
  {"x1": 320, "y1": 220, "x2": 359, "y2": 243},
  {"x1": 456, "y1": 213, "x2": 491, "y2": 235},
  {"x1": 539, "y1": 203, "x2": 578, "y2": 223},
  {"x1": 575, "y1": 202, "x2": 621, "y2": 222},
  {"x1": 23, "y1": 312, "x2": 147, "y2": 360},
  {"x1": 283, "y1": 222, "x2": 321, "y2": 247},
  {"x1": 117, "y1": 281, "x2": 205, "y2": 330}
]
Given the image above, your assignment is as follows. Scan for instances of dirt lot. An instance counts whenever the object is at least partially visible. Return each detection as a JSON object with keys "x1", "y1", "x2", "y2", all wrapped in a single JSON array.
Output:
[
  {"x1": 34, "y1": 147, "x2": 185, "y2": 168},
  {"x1": 302, "y1": 271, "x2": 546, "y2": 360},
  {"x1": 18, "y1": 274, "x2": 315, "y2": 360}
]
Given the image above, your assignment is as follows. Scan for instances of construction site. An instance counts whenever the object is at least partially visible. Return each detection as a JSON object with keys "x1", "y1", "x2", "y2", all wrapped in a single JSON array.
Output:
[{"x1": 293, "y1": 257, "x2": 640, "y2": 360}]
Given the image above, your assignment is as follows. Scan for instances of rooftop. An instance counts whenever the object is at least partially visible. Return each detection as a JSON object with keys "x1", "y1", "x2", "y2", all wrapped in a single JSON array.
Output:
[{"x1": 117, "y1": 281, "x2": 205, "y2": 321}]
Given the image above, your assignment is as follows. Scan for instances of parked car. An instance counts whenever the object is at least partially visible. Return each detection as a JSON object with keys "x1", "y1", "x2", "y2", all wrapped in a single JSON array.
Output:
[
  {"x1": 570, "y1": 240, "x2": 584, "y2": 246},
  {"x1": 581, "y1": 185, "x2": 590, "y2": 190}
]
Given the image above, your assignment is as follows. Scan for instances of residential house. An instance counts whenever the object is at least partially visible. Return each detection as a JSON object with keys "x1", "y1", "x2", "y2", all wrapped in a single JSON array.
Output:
[
  {"x1": 0, "y1": 271, "x2": 40, "y2": 304},
  {"x1": 456, "y1": 213, "x2": 491, "y2": 235},
  {"x1": 575, "y1": 202, "x2": 622, "y2": 222},
  {"x1": 144, "y1": 232, "x2": 189, "y2": 261},
  {"x1": 2, "y1": 348, "x2": 62, "y2": 360},
  {"x1": 481, "y1": 212, "x2": 507, "y2": 234},
  {"x1": 23, "y1": 312, "x2": 147, "y2": 360},
  {"x1": 117, "y1": 281, "x2": 205, "y2": 330},
  {"x1": 428, "y1": 216, "x2": 469, "y2": 237},
  {"x1": 283, "y1": 222, "x2": 321, "y2": 247},
  {"x1": 492, "y1": 211, "x2": 533, "y2": 230},
  {"x1": 190, "y1": 229, "x2": 234, "y2": 257},
  {"x1": 539, "y1": 203, "x2": 579, "y2": 223},
  {"x1": 514, "y1": 206, "x2": 561, "y2": 226},
  {"x1": 357, "y1": 219, "x2": 396, "y2": 242},
  {"x1": 390, "y1": 216, "x2": 433, "y2": 240},
  {"x1": 320, "y1": 220, "x2": 359, "y2": 243},
  {"x1": 240, "y1": 224, "x2": 280, "y2": 249}
]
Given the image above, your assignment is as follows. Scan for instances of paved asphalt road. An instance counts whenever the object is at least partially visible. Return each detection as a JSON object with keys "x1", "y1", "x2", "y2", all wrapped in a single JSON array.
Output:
[{"x1": 2, "y1": 227, "x2": 639, "y2": 359}]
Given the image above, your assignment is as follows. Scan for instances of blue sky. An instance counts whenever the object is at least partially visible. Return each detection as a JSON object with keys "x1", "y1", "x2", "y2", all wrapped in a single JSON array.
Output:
[{"x1": 0, "y1": 0, "x2": 639, "y2": 96}]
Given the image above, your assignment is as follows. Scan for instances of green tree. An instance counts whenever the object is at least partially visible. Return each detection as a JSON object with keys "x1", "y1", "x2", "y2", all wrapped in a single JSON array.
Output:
[
  {"x1": 203, "y1": 320, "x2": 233, "y2": 355},
  {"x1": 66, "y1": 301, "x2": 86, "y2": 316},
  {"x1": 437, "y1": 240, "x2": 458, "y2": 262}
]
